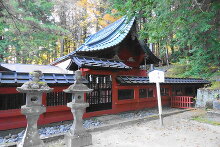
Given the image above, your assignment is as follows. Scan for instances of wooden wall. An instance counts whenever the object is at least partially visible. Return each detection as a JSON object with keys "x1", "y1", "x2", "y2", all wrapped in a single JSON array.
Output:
[{"x1": 0, "y1": 69, "x2": 185, "y2": 130}]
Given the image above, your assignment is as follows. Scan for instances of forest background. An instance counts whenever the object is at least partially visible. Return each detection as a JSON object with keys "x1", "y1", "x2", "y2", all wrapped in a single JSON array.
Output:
[{"x1": 0, "y1": 0, "x2": 219, "y2": 80}]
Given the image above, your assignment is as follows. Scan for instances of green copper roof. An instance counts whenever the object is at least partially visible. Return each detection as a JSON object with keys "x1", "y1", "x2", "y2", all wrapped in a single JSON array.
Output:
[
  {"x1": 51, "y1": 16, "x2": 135, "y2": 65},
  {"x1": 75, "y1": 16, "x2": 135, "y2": 53},
  {"x1": 51, "y1": 16, "x2": 160, "y2": 65}
]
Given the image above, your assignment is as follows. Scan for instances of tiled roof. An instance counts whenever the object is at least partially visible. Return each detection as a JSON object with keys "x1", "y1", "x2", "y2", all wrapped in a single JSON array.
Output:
[
  {"x1": 75, "y1": 16, "x2": 135, "y2": 53},
  {"x1": 116, "y1": 76, "x2": 210, "y2": 84},
  {"x1": 0, "y1": 63, "x2": 70, "y2": 74},
  {"x1": 51, "y1": 16, "x2": 161, "y2": 66},
  {"x1": 67, "y1": 56, "x2": 131, "y2": 70},
  {"x1": 51, "y1": 16, "x2": 136, "y2": 65},
  {"x1": 0, "y1": 72, "x2": 75, "y2": 85}
]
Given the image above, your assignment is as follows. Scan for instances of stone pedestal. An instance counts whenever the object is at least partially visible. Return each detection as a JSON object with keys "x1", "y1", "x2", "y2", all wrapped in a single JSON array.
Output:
[
  {"x1": 65, "y1": 132, "x2": 92, "y2": 147},
  {"x1": 65, "y1": 102, "x2": 92, "y2": 147},
  {"x1": 16, "y1": 70, "x2": 53, "y2": 147},
  {"x1": 18, "y1": 105, "x2": 46, "y2": 147},
  {"x1": 63, "y1": 70, "x2": 93, "y2": 147}
]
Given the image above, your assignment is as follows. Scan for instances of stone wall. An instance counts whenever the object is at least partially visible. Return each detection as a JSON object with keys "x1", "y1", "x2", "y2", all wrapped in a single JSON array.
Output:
[{"x1": 195, "y1": 89, "x2": 220, "y2": 108}]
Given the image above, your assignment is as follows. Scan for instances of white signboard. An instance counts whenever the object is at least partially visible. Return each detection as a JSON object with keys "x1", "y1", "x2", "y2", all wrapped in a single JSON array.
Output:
[
  {"x1": 149, "y1": 70, "x2": 165, "y2": 83},
  {"x1": 148, "y1": 69, "x2": 165, "y2": 126}
]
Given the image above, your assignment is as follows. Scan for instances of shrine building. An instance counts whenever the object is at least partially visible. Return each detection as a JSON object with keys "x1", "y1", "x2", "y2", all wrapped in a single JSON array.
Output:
[{"x1": 0, "y1": 16, "x2": 209, "y2": 130}]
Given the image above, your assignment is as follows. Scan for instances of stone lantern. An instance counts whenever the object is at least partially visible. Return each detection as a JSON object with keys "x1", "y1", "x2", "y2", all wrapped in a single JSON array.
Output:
[
  {"x1": 16, "y1": 70, "x2": 53, "y2": 147},
  {"x1": 63, "y1": 70, "x2": 93, "y2": 147}
]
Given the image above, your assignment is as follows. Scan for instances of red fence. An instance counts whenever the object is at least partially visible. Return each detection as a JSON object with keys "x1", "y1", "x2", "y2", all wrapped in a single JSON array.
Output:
[{"x1": 171, "y1": 96, "x2": 194, "y2": 108}]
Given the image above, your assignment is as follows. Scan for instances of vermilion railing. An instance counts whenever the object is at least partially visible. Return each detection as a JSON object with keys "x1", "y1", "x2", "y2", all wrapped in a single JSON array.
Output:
[{"x1": 171, "y1": 96, "x2": 194, "y2": 108}]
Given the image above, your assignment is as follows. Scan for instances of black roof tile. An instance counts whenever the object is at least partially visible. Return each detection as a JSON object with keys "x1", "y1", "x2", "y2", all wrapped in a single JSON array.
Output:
[
  {"x1": 67, "y1": 56, "x2": 132, "y2": 71},
  {"x1": 0, "y1": 72, "x2": 76, "y2": 85},
  {"x1": 116, "y1": 76, "x2": 210, "y2": 85}
]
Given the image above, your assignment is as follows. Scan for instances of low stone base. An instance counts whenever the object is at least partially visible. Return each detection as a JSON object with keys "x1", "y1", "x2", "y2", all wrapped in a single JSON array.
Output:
[
  {"x1": 207, "y1": 110, "x2": 220, "y2": 116},
  {"x1": 17, "y1": 141, "x2": 45, "y2": 147},
  {"x1": 65, "y1": 133, "x2": 92, "y2": 147},
  {"x1": 207, "y1": 110, "x2": 220, "y2": 122},
  {"x1": 213, "y1": 100, "x2": 220, "y2": 110}
]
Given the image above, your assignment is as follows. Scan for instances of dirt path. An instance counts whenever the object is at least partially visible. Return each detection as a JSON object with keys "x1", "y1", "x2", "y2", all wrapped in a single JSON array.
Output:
[
  {"x1": 47, "y1": 110, "x2": 220, "y2": 147},
  {"x1": 89, "y1": 110, "x2": 219, "y2": 147}
]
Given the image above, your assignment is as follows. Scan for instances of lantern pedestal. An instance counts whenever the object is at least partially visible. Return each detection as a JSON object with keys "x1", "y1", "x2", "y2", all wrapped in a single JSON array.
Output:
[
  {"x1": 18, "y1": 105, "x2": 46, "y2": 147},
  {"x1": 65, "y1": 102, "x2": 92, "y2": 147}
]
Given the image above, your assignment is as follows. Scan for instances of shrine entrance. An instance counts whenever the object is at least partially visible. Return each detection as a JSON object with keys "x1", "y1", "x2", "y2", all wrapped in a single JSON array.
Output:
[{"x1": 86, "y1": 74, "x2": 112, "y2": 112}]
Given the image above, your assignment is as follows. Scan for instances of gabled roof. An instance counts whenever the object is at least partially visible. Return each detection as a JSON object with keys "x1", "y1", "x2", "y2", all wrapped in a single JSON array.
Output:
[
  {"x1": 0, "y1": 63, "x2": 70, "y2": 74},
  {"x1": 51, "y1": 16, "x2": 160, "y2": 66},
  {"x1": 0, "y1": 72, "x2": 75, "y2": 85},
  {"x1": 116, "y1": 76, "x2": 210, "y2": 85},
  {"x1": 52, "y1": 16, "x2": 135, "y2": 65},
  {"x1": 74, "y1": 16, "x2": 135, "y2": 53},
  {"x1": 67, "y1": 56, "x2": 131, "y2": 71}
]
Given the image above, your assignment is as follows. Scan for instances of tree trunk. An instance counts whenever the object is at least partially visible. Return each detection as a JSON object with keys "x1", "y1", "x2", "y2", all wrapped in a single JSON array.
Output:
[
  {"x1": 60, "y1": 38, "x2": 65, "y2": 57},
  {"x1": 165, "y1": 46, "x2": 169, "y2": 67}
]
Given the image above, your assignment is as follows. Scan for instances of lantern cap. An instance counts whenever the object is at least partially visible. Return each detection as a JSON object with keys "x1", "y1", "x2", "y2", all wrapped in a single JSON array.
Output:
[
  {"x1": 63, "y1": 70, "x2": 93, "y2": 93},
  {"x1": 16, "y1": 70, "x2": 53, "y2": 93}
]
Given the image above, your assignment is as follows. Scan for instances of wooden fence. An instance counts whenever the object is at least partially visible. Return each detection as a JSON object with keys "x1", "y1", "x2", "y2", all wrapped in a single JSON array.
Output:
[{"x1": 171, "y1": 96, "x2": 194, "y2": 108}]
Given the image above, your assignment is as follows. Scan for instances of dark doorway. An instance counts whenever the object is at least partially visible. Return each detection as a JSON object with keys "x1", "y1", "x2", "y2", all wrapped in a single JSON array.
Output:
[{"x1": 86, "y1": 74, "x2": 112, "y2": 112}]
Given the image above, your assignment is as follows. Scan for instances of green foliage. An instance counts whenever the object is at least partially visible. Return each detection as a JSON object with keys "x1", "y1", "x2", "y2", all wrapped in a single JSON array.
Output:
[
  {"x1": 109, "y1": 0, "x2": 220, "y2": 79},
  {"x1": 0, "y1": 0, "x2": 67, "y2": 64},
  {"x1": 208, "y1": 81, "x2": 220, "y2": 90},
  {"x1": 165, "y1": 63, "x2": 191, "y2": 78},
  {"x1": 192, "y1": 115, "x2": 220, "y2": 126},
  {"x1": 1, "y1": 0, "x2": 112, "y2": 64}
]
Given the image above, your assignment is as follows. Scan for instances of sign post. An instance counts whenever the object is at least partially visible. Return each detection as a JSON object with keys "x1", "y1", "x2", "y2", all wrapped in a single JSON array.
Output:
[
  {"x1": 156, "y1": 82, "x2": 163, "y2": 126},
  {"x1": 149, "y1": 70, "x2": 165, "y2": 126}
]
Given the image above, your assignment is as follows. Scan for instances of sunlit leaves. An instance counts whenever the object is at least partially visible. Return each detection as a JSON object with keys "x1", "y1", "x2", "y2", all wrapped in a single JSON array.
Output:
[
  {"x1": 109, "y1": 0, "x2": 220, "y2": 79},
  {"x1": 0, "y1": 0, "x2": 63, "y2": 64}
]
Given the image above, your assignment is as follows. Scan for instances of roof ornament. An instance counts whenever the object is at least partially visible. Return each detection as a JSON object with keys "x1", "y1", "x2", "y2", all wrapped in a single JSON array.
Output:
[
  {"x1": 127, "y1": 57, "x2": 135, "y2": 62},
  {"x1": 112, "y1": 55, "x2": 120, "y2": 60}
]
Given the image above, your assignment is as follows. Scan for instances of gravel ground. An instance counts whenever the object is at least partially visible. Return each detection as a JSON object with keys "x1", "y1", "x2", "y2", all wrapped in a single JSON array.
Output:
[
  {"x1": 0, "y1": 107, "x2": 175, "y2": 145},
  {"x1": 46, "y1": 109, "x2": 220, "y2": 147},
  {"x1": 0, "y1": 119, "x2": 103, "y2": 144}
]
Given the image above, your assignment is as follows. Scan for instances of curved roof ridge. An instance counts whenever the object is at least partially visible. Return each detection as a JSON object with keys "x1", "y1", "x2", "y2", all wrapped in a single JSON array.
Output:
[
  {"x1": 76, "y1": 16, "x2": 135, "y2": 52},
  {"x1": 85, "y1": 16, "x2": 126, "y2": 45},
  {"x1": 51, "y1": 16, "x2": 136, "y2": 65},
  {"x1": 82, "y1": 21, "x2": 133, "y2": 51}
]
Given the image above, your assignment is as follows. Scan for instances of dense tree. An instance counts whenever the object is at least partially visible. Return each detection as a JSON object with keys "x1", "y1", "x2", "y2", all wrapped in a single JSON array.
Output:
[
  {"x1": 53, "y1": 0, "x2": 117, "y2": 56},
  {"x1": 0, "y1": 0, "x2": 68, "y2": 64},
  {"x1": 0, "y1": 0, "x2": 116, "y2": 64},
  {"x1": 109, "y1": 0, "x2": 220, "y2": 79},
  {"x1": 2, "y1": 0, "x2": 218, "y2": 79}
]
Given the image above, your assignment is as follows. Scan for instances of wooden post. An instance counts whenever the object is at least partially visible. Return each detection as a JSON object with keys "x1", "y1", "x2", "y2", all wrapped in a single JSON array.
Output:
[{"x1": 156, "y1": 82, "x2": 163, "y2": 126}]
